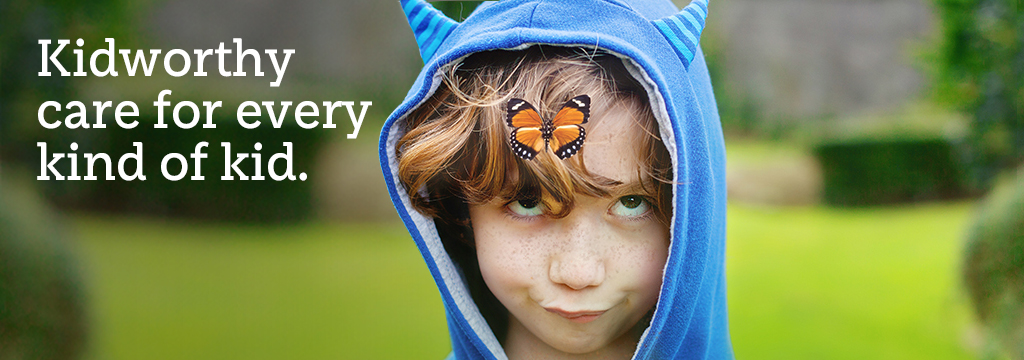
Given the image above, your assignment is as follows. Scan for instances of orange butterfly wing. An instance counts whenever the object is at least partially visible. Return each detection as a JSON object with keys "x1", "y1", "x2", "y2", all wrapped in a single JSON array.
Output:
[
  {"x1": 549, "y1": 95, "x2": 590, "y2": 159},
  {"x1": 507, "y1": 98, "x2": 546, "y2": 160},
  {"x1": 511, "y1": 128, "x2": 545, "y2": 160},
  {"x1": 507, "y1": 98, "x2": 544, "y2": 128},
  {"x1": 550, "y1": 95, "x2": 590, "y2": 127},
  {"x1": 550, "y1": 125, "x2": 586, "y2": 159}
]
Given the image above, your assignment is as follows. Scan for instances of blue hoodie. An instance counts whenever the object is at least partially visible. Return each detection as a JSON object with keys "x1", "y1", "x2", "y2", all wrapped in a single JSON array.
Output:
[{"x1": 379, "y1": 0, "x2": 732, "y2": 359}]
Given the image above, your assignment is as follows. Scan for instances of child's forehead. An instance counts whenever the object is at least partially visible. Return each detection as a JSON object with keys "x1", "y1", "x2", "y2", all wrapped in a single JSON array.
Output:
[{"x1": 580, "y1": 103, "x2": 646, "y2": 184}]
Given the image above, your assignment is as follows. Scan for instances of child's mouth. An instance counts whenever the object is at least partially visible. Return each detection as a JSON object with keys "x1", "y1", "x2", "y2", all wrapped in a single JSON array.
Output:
[{"x1": 544, "y1": 308, "x2": 607, "y2": 324}]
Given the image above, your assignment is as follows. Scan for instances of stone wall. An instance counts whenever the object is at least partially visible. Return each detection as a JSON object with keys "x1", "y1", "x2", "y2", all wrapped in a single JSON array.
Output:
[{"x1": 697, "y1": 0, "x2": 935, "y2": 121}]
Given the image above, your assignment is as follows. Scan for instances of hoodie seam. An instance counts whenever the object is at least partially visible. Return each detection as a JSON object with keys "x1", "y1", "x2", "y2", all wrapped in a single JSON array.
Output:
[{"x1": 528, "y1": 1, "x2": 540, "y2": 27}]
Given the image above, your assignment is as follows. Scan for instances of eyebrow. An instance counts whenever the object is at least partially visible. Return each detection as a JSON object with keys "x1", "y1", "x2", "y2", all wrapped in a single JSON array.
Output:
[{"x1": 593, "y1": 174, "x2": 657, "y2": 197}]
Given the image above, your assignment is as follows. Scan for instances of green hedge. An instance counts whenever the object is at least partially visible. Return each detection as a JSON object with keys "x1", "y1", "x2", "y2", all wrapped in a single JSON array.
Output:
[
  {"x1": 35, "y1": 112, "x2": 326, "y2": 223},
  {"x1": 813, "y1": 137, "x2": 971, "y2": 206},
  {"x1": 963, "y1": 170, "x2": 1024, "y2": 359}
]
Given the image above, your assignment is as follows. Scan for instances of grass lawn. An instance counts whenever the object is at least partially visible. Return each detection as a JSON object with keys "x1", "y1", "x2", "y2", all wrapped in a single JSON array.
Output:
[
  {"x1": 72, "y1": 218, "x2": 450, "y2": 360},
  {"x1": 727, "y1": 202, "x2": 978, "y2": 359},
  {"x1": 71, "y1": 201, "x2": 981, "y2": 359}
]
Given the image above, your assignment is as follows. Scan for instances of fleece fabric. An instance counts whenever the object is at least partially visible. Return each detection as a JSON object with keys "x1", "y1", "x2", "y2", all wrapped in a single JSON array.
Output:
[{"x1": 379, "y1": 0, "x2": 733, "y2": 359}]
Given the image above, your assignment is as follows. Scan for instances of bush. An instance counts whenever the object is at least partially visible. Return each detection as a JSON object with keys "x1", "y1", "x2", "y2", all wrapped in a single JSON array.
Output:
[
  {"x1": 813, "y1": 137, "x2": 971, "y2": 206},
  {"x1": 0, "y1": 176, "x2": 88, "y2": 360},
  {"x1": 963, "y1": 169, "x2": 1024, "y2": 359}
]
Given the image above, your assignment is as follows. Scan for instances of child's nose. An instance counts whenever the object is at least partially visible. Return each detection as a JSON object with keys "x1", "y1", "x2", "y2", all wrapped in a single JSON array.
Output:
[
  {"x1": 548, "y1": 220, "x2": 606, "y2": 290},
  {"x1": 549, "y1": 257, "x2": 605, "y2": 290}
]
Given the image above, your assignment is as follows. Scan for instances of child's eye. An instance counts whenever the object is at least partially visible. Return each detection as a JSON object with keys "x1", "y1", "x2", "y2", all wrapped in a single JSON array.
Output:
[
  {"x1": 610, "y1": 195, "x2": 651, "y2": 218},
  {"x1": 507, "y1": 197, "x2": 544, "y2": 217}
]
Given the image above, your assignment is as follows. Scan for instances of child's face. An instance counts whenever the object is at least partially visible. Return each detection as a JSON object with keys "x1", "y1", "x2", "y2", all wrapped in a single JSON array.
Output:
[{"x1": 468, "y1": 104, "x2": 669, "y2": 355}]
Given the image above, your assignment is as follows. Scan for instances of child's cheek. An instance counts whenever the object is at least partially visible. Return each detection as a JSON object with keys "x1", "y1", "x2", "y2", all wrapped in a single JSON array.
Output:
[
  {"x1": 469, "y1": 205, "x2": 550, "y2": 303},
  {"x1": 631, "y1": 232, "x2": 669, "y2": 301},
  {"x1": 603, "y1": 221, "x2": 669, "y2": 311},
  {"x1": 630, "y1": 223, "x2": 670, "y2": 293}
]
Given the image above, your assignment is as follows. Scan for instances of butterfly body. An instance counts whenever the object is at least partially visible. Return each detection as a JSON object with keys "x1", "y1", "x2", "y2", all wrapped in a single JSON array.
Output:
[{"x1": 506, "y1": 95, "x2": 590, "y2": 160}]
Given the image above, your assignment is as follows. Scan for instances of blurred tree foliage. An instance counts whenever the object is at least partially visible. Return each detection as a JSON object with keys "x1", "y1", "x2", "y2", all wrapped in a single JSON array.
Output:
[
  {"x1": 431, "y1": 1, "x2": 483, "y2": 21},
  {"x1": 0, "y1": 0, "x2": 139, "y2": 163},
  {"x1": 930, "y1": 0, "x2": 1024, "y2": 190},
  {"x1": 1, "y1": 0, "x2": 325, "y2": 223}
]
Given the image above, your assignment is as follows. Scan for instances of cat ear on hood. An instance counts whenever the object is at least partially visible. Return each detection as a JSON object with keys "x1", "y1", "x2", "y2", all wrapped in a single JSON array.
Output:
[
  {"x1": 401, "y1": 0, "x2": 460, "y2": 63},
  {"x1": 651, "y1": 0, "x2": 709, "y2": 69}
]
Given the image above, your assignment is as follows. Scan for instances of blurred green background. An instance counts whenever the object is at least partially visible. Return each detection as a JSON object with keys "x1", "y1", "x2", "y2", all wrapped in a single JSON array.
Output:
[{"x1": 2, "y1": 0, "x2": 1022, "y2": 359}]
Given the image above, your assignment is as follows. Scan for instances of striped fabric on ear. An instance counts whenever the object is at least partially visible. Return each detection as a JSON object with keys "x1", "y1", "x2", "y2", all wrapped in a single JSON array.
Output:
[
  {"x1": 401, "y1": 0, "x2": 459, "y2": 63},
  {"x1": 651, "y1": 0, "x2": 709, "y2": 70}
]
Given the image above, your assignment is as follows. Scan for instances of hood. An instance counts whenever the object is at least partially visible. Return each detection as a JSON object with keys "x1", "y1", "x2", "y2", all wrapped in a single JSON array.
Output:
[{"x1": 378, "y1": 0, "x2": 732, "y2": 359}]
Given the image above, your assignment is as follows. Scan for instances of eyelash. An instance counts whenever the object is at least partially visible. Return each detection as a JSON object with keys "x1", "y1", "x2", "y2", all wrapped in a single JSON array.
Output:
[
  {"x1": 502, "y1": 199, "x2": 543, "y2": 222},
  {"x1": 500, "y1": 195, "x2": 658, "y2": 222},
  {"x1": 609, "y1": 195, "x2": 657, "y2": 223}
]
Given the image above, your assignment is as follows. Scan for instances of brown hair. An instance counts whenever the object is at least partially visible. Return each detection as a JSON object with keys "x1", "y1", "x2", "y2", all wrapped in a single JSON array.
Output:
[{"x1": 397, "y1": 46, "x2": 672, "y2": 222}]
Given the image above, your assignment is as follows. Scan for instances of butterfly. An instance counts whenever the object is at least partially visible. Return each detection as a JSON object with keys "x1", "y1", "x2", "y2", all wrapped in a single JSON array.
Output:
[{"x1": 506, "y1": 95, "x2": 590, "y2": 160}]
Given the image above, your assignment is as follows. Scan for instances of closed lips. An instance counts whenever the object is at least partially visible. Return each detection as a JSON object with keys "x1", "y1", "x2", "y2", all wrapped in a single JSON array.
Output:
[{"x1": 545, "y1": 308, "x2": 607, "y2": 323}]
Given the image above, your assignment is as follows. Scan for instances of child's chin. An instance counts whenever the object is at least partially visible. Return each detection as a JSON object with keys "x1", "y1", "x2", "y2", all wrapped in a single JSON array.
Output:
[
  {"x1": 533, "y1": 323, "x2": 627, "y2": 355},
  {"x1": 543, "y1": 336, "x2": 609, "y2": 355}
]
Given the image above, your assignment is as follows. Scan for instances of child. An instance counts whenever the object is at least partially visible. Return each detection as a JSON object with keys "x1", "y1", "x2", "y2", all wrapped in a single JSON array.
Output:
[{"x1": 380, "y1": 0, "x2": 732, "y2": 359}]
